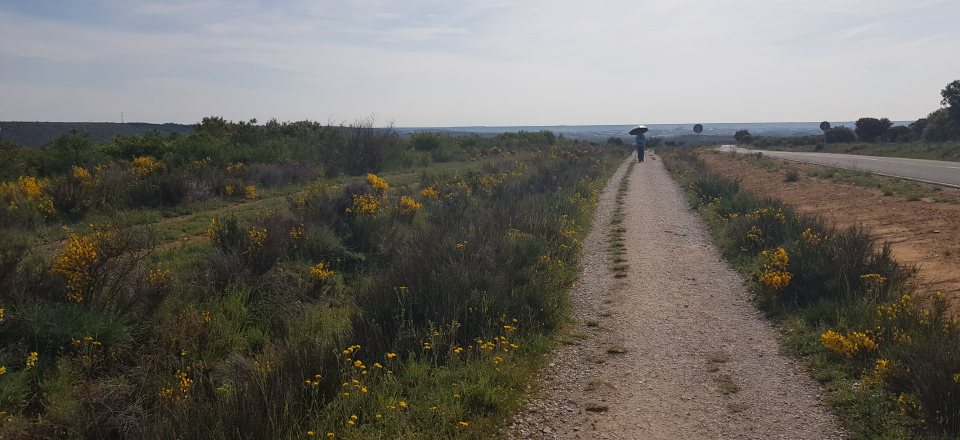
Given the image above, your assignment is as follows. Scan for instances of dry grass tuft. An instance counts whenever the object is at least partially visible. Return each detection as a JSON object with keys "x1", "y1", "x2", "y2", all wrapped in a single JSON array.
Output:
[{"x1": 585, "y1": 403, "x2": 609, "y2": 412}]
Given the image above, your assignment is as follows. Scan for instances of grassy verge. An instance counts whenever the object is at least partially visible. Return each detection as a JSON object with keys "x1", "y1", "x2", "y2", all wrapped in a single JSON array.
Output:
[
  {"x1": 714, "y1": 150, "x2": 960, "y2": 204},
  {"x1": 663, "y1": 147, "x2": 960, "y2": 439},
  {"x1": 741, "y1": 140, "x2": 960, "y2": 162},
  {"x1": 606, "y1": 162, "x2": 635, "y2": 278}
]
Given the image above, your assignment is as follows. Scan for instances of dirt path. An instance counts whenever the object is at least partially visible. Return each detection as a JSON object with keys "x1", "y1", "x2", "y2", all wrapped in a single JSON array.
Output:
[{"x1": 507, "y1": 153, "x2": 843, "y2": 439}]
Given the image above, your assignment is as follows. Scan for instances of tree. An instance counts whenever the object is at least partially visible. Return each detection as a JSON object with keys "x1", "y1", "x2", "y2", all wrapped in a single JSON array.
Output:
[
  {"x1": 909, "y1": 118, "x2": 928, "y2": 136},
  {"x1": 825, "y1": 126, "x2": 856, "y2": 143},
  {"x1": 39, "y1": 130, "x2": 94, "y2": 176},
  {"x1": 734, "y1": 130, "x2": 752, "y2": 144},
  {"x1": 921, "y1": 108, "x2": 960, "y2": 142},
  {"x1": 854, "y1": 117, "x2": 892, "y2": 142},
  {"x1": 887, "y1": 126, "x2": 913, "y2": 143},
  {"x1": 0, "y1": 139, "x2": 36, "y2": 182},
  {"x1": 606, "y1": 136, "x2": 624, "y2": 146},
  {"x1": 942, "y1": 79, "x2": 960, "y2": 121}
]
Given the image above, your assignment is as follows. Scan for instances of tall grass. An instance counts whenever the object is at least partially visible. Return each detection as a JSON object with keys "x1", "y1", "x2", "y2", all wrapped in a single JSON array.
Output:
[{"x1": 663, "y1": 147, "x2": 960, "y2": 438}]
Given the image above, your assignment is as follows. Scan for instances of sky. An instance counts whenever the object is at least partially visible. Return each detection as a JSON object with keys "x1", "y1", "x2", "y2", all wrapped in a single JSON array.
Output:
[{"x1": 1, "y1": 0, "x2": 958, "y2": 126}]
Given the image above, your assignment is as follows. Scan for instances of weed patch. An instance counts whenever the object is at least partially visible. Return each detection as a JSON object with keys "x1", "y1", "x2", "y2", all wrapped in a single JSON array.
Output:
[
  {"x1": 585, "y1": 403, "x2": 609, "y2": 412},
  {"x1": 717, "y1": 374, "x2": 741, "y2": 395}
]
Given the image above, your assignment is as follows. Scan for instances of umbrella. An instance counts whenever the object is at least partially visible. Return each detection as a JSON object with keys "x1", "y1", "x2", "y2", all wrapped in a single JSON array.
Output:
[{"x1": 629, "y1": 125, "x2": 648, "y2": 135}]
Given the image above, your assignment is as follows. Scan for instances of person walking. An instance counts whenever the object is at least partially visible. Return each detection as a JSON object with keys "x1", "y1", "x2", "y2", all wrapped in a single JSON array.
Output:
[{"x1": 636, "y1": 130, "x2": 647, "y2": 162}]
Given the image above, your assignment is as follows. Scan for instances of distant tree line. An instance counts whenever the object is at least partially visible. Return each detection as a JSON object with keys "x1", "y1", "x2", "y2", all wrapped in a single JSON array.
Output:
[
  {"x1": 732, "y1": 79, "x2": 960, "y2": 146},
  {"x1": 0, "y1": 116, "x2": 575, "y2": 183}
]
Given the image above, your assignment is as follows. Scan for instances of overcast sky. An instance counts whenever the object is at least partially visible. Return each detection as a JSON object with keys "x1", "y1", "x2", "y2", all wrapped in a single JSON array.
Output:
[{"x1": 1, "y1": 0, "x2": 958, "y2": 126}]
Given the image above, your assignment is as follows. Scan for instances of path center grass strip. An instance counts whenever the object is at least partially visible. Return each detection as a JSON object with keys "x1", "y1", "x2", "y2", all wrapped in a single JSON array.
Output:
[
  {"x1": 662, "y1": 147, "x2": 960, "y2": 440},
  {"x1": 0, "y1": 129, "x2": 629, "y2": 438}
]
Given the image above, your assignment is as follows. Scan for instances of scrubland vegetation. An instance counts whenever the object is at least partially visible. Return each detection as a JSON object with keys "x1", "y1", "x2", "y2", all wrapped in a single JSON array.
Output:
[
  {"x1": 0, "y1": 116, "x2": 627, "y2": 438},
  {"x1": 664, "y1": 147, "x2": 960, "y2": 439}
]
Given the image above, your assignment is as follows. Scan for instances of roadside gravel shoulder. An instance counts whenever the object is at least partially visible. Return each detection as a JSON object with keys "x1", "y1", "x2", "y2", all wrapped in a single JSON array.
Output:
[{"x1": 506, "y1": 152, "x2": 844, "y2": 439}]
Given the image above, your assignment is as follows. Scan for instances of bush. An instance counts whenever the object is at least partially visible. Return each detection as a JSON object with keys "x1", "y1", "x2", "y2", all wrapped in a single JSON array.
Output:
[
  {"x1": 734, "y1": 130, "x2": 752, "y2": 144},
  {"x1": 48, "y1": 225, "x2": 159, "y2": 315},
  {"x1": 826, "y1": 126, "x2": 857, "y2": 143},
  {"x1": 942, "y1": 79, "x2": 960, "y2": 121},
  {"x1": 0, "y1": 140, "x2": 36, "y2": 183},
  {"x1": 855, "y1": 118, "x2": 893, "y2": 142},
  {"x1": 38, "y1": 130, "x2": 98, "y2": 176},
  {"x1": 887, "y1": 126, "x2": 913, "y2": 143},
  {"x1": 318, "y1": 118, "x2": 398, "y2": 176},
  {"x1": 921, "y1": 108, "x2": 960, "y2": 142},
  {"x1": 784, "y1": 169, "x2": 800, "y2": 182}
]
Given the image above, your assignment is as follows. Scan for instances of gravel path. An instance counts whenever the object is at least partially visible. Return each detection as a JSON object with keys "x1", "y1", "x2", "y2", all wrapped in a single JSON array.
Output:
[{"x1": 506, "y1": 153, "x2": 845, "y2": 439}]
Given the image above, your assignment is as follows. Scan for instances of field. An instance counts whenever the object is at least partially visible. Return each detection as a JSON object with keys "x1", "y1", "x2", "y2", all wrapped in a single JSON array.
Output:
[{"x1": 0, "y1": 120, "x2": 628, "y2": 439}]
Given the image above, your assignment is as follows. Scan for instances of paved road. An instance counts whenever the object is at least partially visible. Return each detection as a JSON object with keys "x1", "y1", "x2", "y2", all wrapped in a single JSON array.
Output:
[{"x1": 717, "y1": 145, "x2": 960, "y2": 188}]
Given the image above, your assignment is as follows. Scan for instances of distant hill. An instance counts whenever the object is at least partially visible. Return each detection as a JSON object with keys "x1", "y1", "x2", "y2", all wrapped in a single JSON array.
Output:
[{"x1": 0, "y1": 122, "x2": 194, "y2": 148}]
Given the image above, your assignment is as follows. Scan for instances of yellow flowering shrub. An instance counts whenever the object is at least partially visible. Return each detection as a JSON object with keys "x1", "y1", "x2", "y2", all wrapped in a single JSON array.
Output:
[
  {"x1": 131, "y1": 156, "x2": 166, "y2": 177},
  {"x1": 0, "y1": 176, "x2": 56, "y2": 217},
  {"x1": 288, "y1": 224, "x2": 306, "y2": 249},
  {"x1": 800, "y1": 228, "x2": 827, "y2": 245},
  {"x1": 757, "y1": 247, "x2": 791, "y2": 290},
  {"x1": 50, "y1": 233, "x2": 102, "y2": 302},
  {"x1": 346, "y1": 194, "x2": 381, "y2": 215},
  {"x1": 189, "y1": 157, "x2": 212, "y2": 170},
  {"x1": 898, "y1": 393, "x2": 924, "y2": 421},
  {"x1": 18, "y1": 176, "x2": 44, "y2": 200},
  {"x1": 395, "y1": 196, "x2": 421, "y2": 217},
  {"x1": 366, "y1": 174, "x2": 388, "y2": 195},
  {"x1": 245, "y1": 186, "x2": 258, "y2": 199},
  {"x1": 72, "y1": 166, "x2": 90, "y2": 179},
  {"x1": 160, "y1": 369, "x2": 194, "y2": 403},
  {"x1": 25, "y1": 352, "x2": 38, "y2": 371},
  {"x1": 147, "y1": 269, "x2": 170, "y2": 286},
  {"x1": 419, "y1": 186, "x2": 439, "y2": 200},
  {"x1": 311, "y1": 262, "x2": 334, "y2": 281},
  {"x1": 246, "y1": 228, "x2": 267, "y2": 255},
  {"x1": 821, "y1": 330, "x2": 878, "y2": 358},
  {"x1": 861, "y1": 359, "x2": 905, "y2": 389},
  {"x1": 746, "y1": 226, "x2": 764, "y2": 248}
]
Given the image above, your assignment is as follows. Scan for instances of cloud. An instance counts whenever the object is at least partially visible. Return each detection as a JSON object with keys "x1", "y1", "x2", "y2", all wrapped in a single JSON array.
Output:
[{"x1": 0, "y1": 0, "x2": 958, "y2": 125}]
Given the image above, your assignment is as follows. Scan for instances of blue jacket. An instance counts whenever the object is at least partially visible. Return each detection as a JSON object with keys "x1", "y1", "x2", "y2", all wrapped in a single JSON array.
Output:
[{"x1": 636, "y1": 134, "x2": 646, "y2": 147}]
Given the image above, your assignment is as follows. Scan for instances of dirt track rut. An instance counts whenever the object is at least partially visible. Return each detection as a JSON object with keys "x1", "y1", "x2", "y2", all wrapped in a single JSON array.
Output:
[{"x1": 507, "y1": 153, "x2": 844, "y2": 439}]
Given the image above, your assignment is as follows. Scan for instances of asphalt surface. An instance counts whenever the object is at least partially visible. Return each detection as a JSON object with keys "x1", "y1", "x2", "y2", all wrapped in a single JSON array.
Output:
[{"x1": 717, "y1": 145, "x2": 960, "y2": 188}]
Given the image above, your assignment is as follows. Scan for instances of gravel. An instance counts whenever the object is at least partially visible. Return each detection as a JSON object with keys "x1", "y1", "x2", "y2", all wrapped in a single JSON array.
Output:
[{"x1": 505, "y1": 153, "x2": 846, "y2": 439}]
